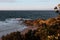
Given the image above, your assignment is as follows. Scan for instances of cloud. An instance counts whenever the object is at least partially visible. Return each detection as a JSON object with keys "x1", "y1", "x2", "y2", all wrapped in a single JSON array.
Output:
[{"x1": 0, "y1": 0, "x2": 15, "y2": 2}]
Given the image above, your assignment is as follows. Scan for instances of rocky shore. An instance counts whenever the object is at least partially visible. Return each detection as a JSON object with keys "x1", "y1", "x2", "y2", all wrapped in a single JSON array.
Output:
[
  {"x1": 1, "y1": 15, "x2": 60, "y2": 40},
  {"x1": 24, "y1": 15, "x2": 60, "y2": 27}
]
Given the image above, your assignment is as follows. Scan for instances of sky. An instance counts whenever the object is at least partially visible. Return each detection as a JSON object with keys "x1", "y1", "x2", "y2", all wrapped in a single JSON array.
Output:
[{"x1": 0, "y1": 0, "x2": 60, "y2": 10}]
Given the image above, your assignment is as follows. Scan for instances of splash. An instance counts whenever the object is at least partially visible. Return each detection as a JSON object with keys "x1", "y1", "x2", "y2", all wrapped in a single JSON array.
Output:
[{"x1": 0, "y1": 18, "x2": 27, "y2": 37}]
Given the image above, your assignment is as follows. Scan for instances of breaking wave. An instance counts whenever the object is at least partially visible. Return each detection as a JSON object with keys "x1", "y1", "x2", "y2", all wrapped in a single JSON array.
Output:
[{"x1": 0, "y1": 18, "x2": 28, "y2": 37}]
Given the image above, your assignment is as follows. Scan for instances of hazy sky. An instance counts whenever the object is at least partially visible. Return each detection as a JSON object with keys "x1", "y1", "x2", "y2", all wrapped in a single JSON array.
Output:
[{"x1": 0, "y1": 0, "x2": 60, "y2": 10}]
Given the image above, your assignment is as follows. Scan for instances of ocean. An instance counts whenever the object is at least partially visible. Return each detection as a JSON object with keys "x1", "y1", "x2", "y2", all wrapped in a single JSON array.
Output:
[
  {"x1": 0, "y1": 10, "x2": 58, "y2": 37},
  {"x1": 0, "y1": 10, "x2": 58, "y2": 20}
]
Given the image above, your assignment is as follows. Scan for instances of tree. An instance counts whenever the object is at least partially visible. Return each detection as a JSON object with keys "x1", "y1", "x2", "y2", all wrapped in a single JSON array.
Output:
[{"x1": 54, "y1": 4, "x2": 60, "y2": 14}]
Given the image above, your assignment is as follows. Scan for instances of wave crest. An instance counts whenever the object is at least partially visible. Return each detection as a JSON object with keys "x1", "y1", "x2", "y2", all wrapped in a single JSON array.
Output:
[{"x1": 0, "y1": 18, "x2": 28, "y2": 37}]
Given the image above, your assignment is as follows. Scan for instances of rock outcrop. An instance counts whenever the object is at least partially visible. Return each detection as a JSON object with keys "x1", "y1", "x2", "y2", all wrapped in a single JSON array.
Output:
[{"x1": 1, "y1": 15, "x2": 60, "y2": 40}]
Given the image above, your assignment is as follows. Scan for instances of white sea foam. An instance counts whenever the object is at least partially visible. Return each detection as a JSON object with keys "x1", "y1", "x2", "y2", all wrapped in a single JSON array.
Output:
[{"x1": 0, "y1": 18, "x2": 28, "y2": 37}]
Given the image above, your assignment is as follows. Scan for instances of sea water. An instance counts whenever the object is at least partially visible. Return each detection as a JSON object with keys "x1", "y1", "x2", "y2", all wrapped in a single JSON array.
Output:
[{"x1": 0, "y1": 10, "x2": 58, "y2": 37}]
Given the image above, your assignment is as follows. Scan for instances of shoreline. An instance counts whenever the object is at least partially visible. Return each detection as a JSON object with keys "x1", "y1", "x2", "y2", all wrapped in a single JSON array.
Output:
[{"x1": 0, "y1": 15, "x2": 60, "y2": 40}]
